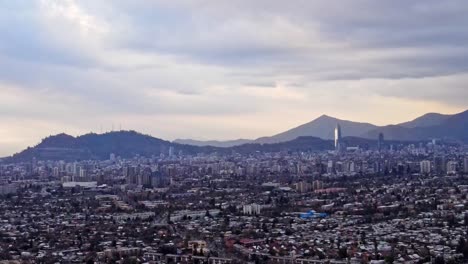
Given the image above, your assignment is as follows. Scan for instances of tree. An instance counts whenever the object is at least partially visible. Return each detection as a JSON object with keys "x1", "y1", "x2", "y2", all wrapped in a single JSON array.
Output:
[
  {"x1": 456, "y1": 237, "x2": 468, "y2": 259},
  {"x1": 434, "y1": 256, "x2": 445, "y2": 264},
  {"x1": 360, "y1": 231, "x2": 367, "y2": 245},
  {"x1": 384, "y1": 256, "x2": 394, "y2": 263},
  {"x1": 338, "y1": 247, "x2": 348, "y2": 259}
]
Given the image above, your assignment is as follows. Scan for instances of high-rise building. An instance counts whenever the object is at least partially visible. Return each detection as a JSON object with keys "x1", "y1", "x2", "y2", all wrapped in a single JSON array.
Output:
[
  {"x1": 447, "y1": 161, "x2": 457, "y2": 174},
  {"x1": 73, "y1": 162, "x2": 80, "y2": 177},
  {"x1": 464, "y1": 157, "x2": 468, "y2": 174},
  {"x1": 378, "y1": 133, "x2": 384, "y2": 151},
  {"x1": 312, "y1": 180, "x2": 324, "y2": 190},
  {"x1": 53, "y1": 167, "x2": 60, "y2": 177},
  {"x1": 151, "y1": 171, "x2": 170, "y2": 188},
  {"x1": 420, "y1": 160, "x2": 431, "y2": 174},
  {"x1": 327, "y1": 160, "x2": 334, "y2": 174},
  {"x1": 124, "y1": 166, "x2": 137, "y2": 185},
  {"x1": 334, "y1": 124, "x2": 342, "y2": 152},
  {"x1": 79, "y1": 167, "x2": 87, "y2": 179},
  {"x1": 295, "y1": 181, "x2": 311, "y2": 193},
  {"x1": 169, "y1": 146, "x2": 175, "y2": 157},
  {"x1": 434, "y1": 156, "x2": 446, "y2": 175}
]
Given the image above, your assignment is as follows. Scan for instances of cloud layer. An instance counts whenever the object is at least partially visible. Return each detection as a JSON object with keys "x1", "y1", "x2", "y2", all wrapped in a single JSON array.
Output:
[{"x1": 0, "y1": 0, "x2": 467, "y2": 156}]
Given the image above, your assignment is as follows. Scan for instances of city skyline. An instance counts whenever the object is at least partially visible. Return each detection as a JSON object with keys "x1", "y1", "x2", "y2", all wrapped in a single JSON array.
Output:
[
  {"x1": 1, "y1": 2, "x2": 468, "y2": 263},
  {"x1": 1, "y1": 1, "x2": 468, "y2": 156},
  {"x1": 2, "y1": 109, "x2": 467, "y2": 158}
]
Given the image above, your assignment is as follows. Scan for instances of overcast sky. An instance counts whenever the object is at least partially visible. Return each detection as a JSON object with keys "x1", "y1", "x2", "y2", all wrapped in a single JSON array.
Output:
[{"x1": 1, "y1": 0, "x2": 467, "y2": 156}]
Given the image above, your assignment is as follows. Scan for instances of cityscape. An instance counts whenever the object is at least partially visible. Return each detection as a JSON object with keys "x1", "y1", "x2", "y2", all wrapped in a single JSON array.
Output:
[
  {"x1": 1, "y1": 1, "x2": 468, "y2": 264},
  {"x1": 1, "y1": 117, "x2": 468, "y2": 263}
]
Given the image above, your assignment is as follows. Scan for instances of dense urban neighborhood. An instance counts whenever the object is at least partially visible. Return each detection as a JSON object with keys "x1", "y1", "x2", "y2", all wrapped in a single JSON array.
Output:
[{"x1": 1, "y1": 130, "x2": 468, "y2": 264}]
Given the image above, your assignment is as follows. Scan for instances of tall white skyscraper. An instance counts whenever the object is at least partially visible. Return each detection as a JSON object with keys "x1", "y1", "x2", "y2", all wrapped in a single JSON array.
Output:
[{"x1": 334, "y1": 124, "x2": 342, "y2": 151}]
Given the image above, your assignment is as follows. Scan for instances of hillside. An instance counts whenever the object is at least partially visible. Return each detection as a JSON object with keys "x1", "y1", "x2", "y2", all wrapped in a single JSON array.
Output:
[
  {"x1": 4, "y1": 132, "x2": 403, "y2": 162},
  {"x1": 6, "y1": 131, "x2": 216, "y2": 162},
  {"x1": 365, "y1": 110, "x2": 468, "y2": 141},
  {"x1": 398, "y1": 112, "x2": 452, "y2": 128}
]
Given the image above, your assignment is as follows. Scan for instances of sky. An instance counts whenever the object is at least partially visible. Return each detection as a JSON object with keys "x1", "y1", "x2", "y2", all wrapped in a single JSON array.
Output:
[{"x1": 0, "y1": 0, "x2": 467, "y2": 156}]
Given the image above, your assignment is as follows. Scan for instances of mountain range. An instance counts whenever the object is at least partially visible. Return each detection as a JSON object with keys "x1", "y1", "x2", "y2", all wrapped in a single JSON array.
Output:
[
  {"x1": 4, "y1": 132, "x2": 416, "y2": 163},
  {"x1": 2, "y1": 109, "x2": 467, "y2": 162},
  {"x1": 175, "y1": 109, "x2": 468, "y2": 146}
]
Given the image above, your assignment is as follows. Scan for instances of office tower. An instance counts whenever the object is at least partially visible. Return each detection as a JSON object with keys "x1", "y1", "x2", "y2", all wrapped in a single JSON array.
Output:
[
  {"x1": 378, "y1": 133, "x2": 384, "y2": 151},
  {"x1": 169, "y1": 146, "x2": 175, "y2": 157},
  {"x1": 124, "y1": 166, "x2": 137, "y2": 185},
  {"x1": 334, "y1": 124, "x2": 342, "y2": 152},
  {"x1": 434, "y1": 156, "x2": 446, "y2": 175},
  {"x1": 420, "y1": 160, "x2": 431, "y2": 174}
]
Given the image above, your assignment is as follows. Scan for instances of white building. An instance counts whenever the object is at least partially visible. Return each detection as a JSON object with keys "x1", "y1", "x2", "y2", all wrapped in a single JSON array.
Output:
[
  {"x1": 113, "y1": 212, "x2": 155, "y2": 221},
  {"x1": 420, "y1": 160, "x2": 431, "y2": 174},
  {"x1": 170, "y1": 209, "x2": 220, "y2": 221},
  {"x1": 447, "y1": 161, "x2": 457, "y2": 174},
  {"x1": 243, "y1": 203, "x2": 262, "y2": 215},
  {"x1": 62, "y1": 181, "x2": 97, "y2": 188}
]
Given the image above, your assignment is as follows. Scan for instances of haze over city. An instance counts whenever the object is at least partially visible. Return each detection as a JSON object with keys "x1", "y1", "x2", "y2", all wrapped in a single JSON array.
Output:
[{"x1": 1, "y1": 1, "x2": 468, "y2": 156}]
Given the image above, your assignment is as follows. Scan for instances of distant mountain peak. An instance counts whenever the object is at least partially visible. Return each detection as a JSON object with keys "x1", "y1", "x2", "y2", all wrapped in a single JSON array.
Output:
[
  {"x1": 253, "y1": 114, "x2": 378, "y2": 144},
  {"x1": 36, "y1": 133, "x2": 77, "y2": 149},
  {"x1": 52, "y1": 132, "x2": 74, "y2": 138},
  {"x1": 316, "y1": 114, "x2": 336, "y2": 120},
  {"x1": 40, "y1": 133, "x2": 75, "y2": 143}
]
